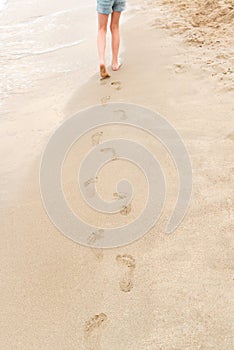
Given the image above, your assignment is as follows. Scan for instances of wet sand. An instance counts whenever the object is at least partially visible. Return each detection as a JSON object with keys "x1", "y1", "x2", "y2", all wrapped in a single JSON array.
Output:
[{"x1": 1, "y1": 0, "x2": 234, "y2": 349}]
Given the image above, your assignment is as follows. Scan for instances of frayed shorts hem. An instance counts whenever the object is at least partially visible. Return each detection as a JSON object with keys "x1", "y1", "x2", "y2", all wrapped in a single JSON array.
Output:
[{"x1": 97, "y1": 1, "x2": 126, "y2": 15}]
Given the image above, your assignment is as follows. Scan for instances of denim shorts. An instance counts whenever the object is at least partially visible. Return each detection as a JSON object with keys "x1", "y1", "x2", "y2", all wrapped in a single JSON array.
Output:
[{"x1": 97, "y1": 0, "x2": 126, "y2": 15}]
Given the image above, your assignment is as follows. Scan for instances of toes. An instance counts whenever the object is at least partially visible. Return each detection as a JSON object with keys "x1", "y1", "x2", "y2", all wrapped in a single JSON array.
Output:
[{"x1": 112, "y1": 63, "x2": 122, "y2": 71}]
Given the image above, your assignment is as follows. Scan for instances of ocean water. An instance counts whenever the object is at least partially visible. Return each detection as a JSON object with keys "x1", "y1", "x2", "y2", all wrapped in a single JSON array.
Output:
[
  {"x1": 0, "y1": 0, "x2": 133, "y2": 107},
  {"x1": 0, "y1": 0, "x2": 132, "y2": 203},
  {"x1": 0, "y1": 0, "x2": 99, "y2": 202},
  {"x1": 0, "y1": 0, "x2": 96, "y2": 106},
  {"x1": 0, "y1": 0, "x2": 7, "y2": 11}
]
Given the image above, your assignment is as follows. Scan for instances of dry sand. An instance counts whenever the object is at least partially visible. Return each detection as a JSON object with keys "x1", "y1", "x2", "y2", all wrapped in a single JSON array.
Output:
[
  {"x1": 147, "y1": 0, "x2": 234, "y2": 92},
  {"x1": 1, "y1": 0, "x2": 234, "y2": 349}
]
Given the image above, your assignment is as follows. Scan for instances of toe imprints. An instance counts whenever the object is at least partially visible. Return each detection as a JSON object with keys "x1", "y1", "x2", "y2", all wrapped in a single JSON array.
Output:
[
  {"x1": 84, "y1": 313, "x2": 107, "y2": 334},
  {"x1": 120, "y1": 203, "x2": 132, "y2": 216},
  {"x1": 84, "y1": 313, "x2": 107, "y2": 350}
]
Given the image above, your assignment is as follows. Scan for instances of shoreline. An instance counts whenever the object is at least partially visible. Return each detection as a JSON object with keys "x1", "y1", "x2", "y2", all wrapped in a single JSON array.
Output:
[
  {"x1": 0, "y1": 0, "x2": 98, "y2": 203},
  {"x1": 0, "y1": 0, "x2": 134, "y2": 204},
  {"x1": 1, "y1": 1, "x2": 234, "y2": 349}
]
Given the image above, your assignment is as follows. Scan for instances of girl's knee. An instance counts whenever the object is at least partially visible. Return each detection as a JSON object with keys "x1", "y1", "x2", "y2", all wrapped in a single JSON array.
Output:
[
  {"x1": 110, "y1": 23, "x2": 119, "y2": 32},
  {"x1": 98, "y1": 25, "x2": 107, "y2": 33}
]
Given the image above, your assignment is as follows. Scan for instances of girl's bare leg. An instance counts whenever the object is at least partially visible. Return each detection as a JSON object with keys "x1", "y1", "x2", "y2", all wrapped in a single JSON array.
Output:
[
  {"x1": 110, "y1": 11, "x2": 121, "y2": 70},
  {"x1": 97, "y1": 13, "x2": 110, "y2": 79}
]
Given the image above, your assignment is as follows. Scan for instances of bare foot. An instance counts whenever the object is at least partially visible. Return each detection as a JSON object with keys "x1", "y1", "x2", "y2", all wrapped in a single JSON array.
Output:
[
  {"x1": 112, "y1": 62, "x2": 122, "y2": 71},
  {"x1": 100, "y1": 64, "x2": 110, "y2": 79}
]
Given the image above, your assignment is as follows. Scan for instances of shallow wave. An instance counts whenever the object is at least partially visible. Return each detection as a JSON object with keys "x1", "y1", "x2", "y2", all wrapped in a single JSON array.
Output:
[
  {"x1": 1, "y1": 39, "x2": 86, "y2": 60},
  {"x1": 0, "y1": 0, "x2": 7, "y2": 11},
  {"x1": 0, "y1": 6, "x2": 82, "y2": 28},
  {"x1": 0, "y1": 1, "x2": 90, "y2": 104}
]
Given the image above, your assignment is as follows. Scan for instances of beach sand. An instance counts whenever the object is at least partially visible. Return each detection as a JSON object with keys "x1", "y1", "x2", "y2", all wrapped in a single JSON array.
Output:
[{"x1": 1, "y1": 0, "x2": 234, "y2": 349}]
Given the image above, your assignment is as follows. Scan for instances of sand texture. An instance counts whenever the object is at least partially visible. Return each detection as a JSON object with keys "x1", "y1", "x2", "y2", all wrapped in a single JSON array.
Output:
[
  {"x1": 0, "y1": 0, "x2": 234, "y2": 349},
  {"x1": 143, "y1": 0, "x2": 234, "y2": 92}
]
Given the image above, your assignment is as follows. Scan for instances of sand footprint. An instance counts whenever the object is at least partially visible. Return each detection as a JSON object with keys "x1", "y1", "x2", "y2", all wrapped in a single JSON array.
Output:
[
  {"x1": 101, "y1": 95, "x2": 111, "y2": 105},
  {"x1": 87, "y1": 229, "x2": 104, "y2": 246},
  {"x1": 84, "y1": 313, "x2": 107, "y2": 350},
  {"x1": 174, "y1": 63, "x2": 187, "y2": 73},
  {"x1": 111, "y1": 81, "x2": 122, "y2": 91},
  {"x1": 100, "y1": 147, "x2": 118, "y2": 160},
  {"x1": 225, "y1": 131, "x2": 234, "y2": 141},
  {"x1": 113, "y1": 191, "x2": 128, "y2": 200},
  {"x1": 116, "y1": 254, "x2": 136, "y2": 293},
  {"x1": 114, "y1": 109, "x2": 127, "y2": 120},
  {"x1": 91, "y1": 131, "x2": 103, "y2": 146},
  {"x1": 120, "y1": 203, "x2": 132, "y2": 216},
  {"x1": 83, "y1": 177, "x2": 98, "y2": 198}
]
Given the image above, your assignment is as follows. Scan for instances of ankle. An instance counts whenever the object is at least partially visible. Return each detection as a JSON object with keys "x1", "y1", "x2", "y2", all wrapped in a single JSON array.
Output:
[{"x1": 112, "y1": 58, "x2": 118, "y2": 65}]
